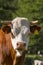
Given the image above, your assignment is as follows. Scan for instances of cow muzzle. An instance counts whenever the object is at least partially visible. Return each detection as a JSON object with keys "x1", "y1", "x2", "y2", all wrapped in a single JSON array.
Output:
[
  {"x1": 16, "y1": 42, "x2": 26, "y2": 57},
  {"x1": 17, "y1": 42, "x2": 26, "y2": 51}
]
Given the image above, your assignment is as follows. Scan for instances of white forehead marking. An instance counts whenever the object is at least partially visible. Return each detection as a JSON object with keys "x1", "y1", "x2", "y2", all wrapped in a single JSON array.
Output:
[
  {"x1": 12, "y1": 17, "x2": 29, "y2": 28},
  {"x1": 11, "y1": 17, "x2": 30, "y2": 35}
]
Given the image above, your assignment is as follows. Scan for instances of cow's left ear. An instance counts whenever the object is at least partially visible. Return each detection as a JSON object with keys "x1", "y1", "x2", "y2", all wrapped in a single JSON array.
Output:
[
  {"x1": 30, "y1": 25, "x2": 41, "y2": 35},
  {"x1": 1, "y1": 25, "x2": 11, "y2": 34}
]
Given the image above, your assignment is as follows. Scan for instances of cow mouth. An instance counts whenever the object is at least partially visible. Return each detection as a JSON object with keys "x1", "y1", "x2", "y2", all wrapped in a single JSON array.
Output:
[{"x1": 16, "y1": 49, "x2": 23, "y2": 57}]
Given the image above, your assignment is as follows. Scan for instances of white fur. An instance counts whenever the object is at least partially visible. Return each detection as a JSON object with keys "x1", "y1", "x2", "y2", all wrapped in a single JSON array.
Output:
[
  {"x1": 16, "y1": 50, "x2": 22, "y2": 56},
  {"x1": 11, "y1": 33, "x2": 29, "y2": 57},
  {"x1": 11, "y1": 17, "x2": 30, "y2": 36},
  {"x1": 11, "y1": 33, "x2": 29, "y2": 50}
]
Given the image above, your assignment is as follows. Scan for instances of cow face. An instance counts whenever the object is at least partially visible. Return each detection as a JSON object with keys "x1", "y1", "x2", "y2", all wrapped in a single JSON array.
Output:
[
  {"x1": 11, "y1": 17, "x2": 41, "y2": 57},
  {"x1": 11, "y1": 17, "x2": 30, "y2": 56}
]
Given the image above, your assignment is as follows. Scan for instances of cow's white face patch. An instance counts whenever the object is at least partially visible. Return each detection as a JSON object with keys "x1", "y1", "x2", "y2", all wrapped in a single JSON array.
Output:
[
  {"x1": 11, "y1": 17, "x2": 30, "y2": 56},
  {"x1": 11, "y1": 33, "x2": 29, "y2": 50},
  {"x1": 11, "y1": 17, "x2": 30, "y2": 36},
  {"x1": 11, "y1": 33, "x2": 28, "y2": 56}
]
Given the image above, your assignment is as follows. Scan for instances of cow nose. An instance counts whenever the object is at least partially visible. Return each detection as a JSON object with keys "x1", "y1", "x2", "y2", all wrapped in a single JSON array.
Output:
[
  {"x1": 17, "y1": 42, "x2": 22, "y2": 47},
  {"x1": 17, "y1": 42, "x2": 26, "y2": 50},
  {"x1": 17, "y1": 42, "x2": 26, "y2": 46}
]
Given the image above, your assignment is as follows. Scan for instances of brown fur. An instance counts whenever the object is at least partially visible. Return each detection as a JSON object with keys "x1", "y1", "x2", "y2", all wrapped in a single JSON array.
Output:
[{"x1": 0, "y1": 29, "x2": 26, "y2": 65}]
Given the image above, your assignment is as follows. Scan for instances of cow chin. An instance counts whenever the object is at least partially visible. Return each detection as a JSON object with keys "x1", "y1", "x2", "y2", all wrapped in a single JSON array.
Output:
[
  {"x1": 16, "y1": 49, "x2": 23, "y2": 57},
  {"x1": 15, "y1": 46, "x2": 26, "y2": 57}
]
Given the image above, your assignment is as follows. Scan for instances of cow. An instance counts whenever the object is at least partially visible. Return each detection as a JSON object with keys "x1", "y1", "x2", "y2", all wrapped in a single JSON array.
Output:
[{"x1": 0, "y1": 17, "x2": 41, "y2": 65}]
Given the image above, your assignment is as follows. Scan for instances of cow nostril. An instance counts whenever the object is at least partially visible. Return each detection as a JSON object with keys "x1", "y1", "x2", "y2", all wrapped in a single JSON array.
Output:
[
  {"x1": 17, "y1": 43, "x2": 19, "y2": 46},
  {"x1": 24, "y1": 43, "x2": 26, "y2": 46}
]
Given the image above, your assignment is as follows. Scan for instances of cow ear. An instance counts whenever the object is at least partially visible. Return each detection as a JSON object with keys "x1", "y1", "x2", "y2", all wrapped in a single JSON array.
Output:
[
  {"x1": 34, "y1": 30, "x2": 39, "y2": 35},
  {"x1": 34, "y1": 26, "x2": 41, "y2": 35},
  {"x1": 1, "y1": 25, "x2": 11, "y2": 34},
  {"x1": 30, "y1": 25, "x2": 41, "y2": 35}
]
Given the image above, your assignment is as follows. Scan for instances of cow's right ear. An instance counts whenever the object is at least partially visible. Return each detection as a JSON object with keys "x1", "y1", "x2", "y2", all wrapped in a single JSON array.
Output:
[
  {"x1": 30, "y1": 25, "x2": 41, "y2": 35},
  {"x1": 30, "y1": 20, "x2": 41, "y2": 35}
]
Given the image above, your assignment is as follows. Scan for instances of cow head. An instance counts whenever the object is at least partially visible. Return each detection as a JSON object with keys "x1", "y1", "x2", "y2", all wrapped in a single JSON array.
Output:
[
  {"x1": 11, "y1": 17, "x2": 41, "y2": 57},
  {"x1": 11, "y1": 17, "x2": 30, "y2": 57},
  {"x1": 1, "y1": 17, "x2": 41, "y2": 57}
]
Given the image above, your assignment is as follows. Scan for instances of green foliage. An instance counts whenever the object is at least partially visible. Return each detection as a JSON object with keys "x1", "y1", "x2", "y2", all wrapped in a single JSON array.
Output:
[
  {"x1": 0, "y1": 0, "x2": 18, "y2": 20},
  {"x1": 26, "y1": 54, "x2": 43, "y2": 60},
  {"x1": 0, "y1": 0, "x2": 43, "y2": 21},
  {"x1": 15, "y1": 0, "x2": 43, "y2": 21}
]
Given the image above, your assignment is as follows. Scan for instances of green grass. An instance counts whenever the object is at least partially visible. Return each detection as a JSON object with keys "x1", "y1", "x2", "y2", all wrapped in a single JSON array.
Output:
[
  {"x1": 25, "y1": 54, "x2": 43, "y2": 65},
  {"x1": 25, "y1": 54, "x2": 43, "y2": 60}
]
